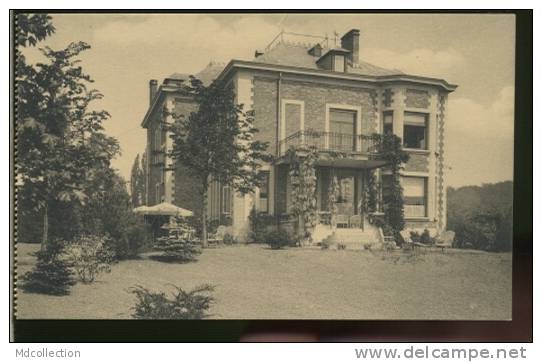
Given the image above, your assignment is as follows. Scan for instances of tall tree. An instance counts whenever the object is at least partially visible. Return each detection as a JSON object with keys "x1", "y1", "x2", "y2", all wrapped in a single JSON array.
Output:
[
  {"x1": 169, "y1": 77, "x2": 271, "y2": 247},
  {"x1": 130, "y1": 153, "x2": 145, "y2": 207},
  {"x1": 16, "y1": 27, "x2": 119, "y2": 248}
]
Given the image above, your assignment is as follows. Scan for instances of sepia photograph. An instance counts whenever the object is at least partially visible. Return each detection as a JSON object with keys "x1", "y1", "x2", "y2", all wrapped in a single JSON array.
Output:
[{"x1": 12, "y1": 11, "x2": 520, "y2": 327}]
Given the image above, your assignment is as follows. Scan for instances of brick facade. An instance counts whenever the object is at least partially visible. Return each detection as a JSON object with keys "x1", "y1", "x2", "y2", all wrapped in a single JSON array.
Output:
[{"x1": 403, "y1": 152, "x2": 430, "y2": 173}]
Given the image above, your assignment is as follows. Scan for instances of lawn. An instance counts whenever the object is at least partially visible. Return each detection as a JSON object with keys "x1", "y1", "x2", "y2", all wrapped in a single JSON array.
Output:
[{"x1": 15, "y1": 243, "x2": 512, "y2": 320}]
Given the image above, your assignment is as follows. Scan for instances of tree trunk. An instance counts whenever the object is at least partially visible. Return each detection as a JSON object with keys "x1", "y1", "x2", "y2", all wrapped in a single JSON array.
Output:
[
  {"x1": 41, "y1": 203, "x2": 48, "y2": 252},
  {"x1": 201, "y1": 188, "x2": 208, "y2": 248}
]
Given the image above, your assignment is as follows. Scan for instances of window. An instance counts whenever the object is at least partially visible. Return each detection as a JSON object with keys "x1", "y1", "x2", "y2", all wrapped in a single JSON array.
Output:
[
  {"x1": 258, "y1": 171, "x2": 270, "y2": 213},
  {"x1": 403, "y1": 177, "x2": 427, "y2": 218},
  {"x1": 329, "y1": 109, "x2": 357, "y2": 152},
  {"x1": 403, "y1": 112, "x2": 427, "y2": 149},
  {"x1": 222, "y1": 185, "x2": 231, "y2": 214},
  {"x1": 333, "y1": 55, "x2": 345, "y2": 72},
  {"x1": 383, "y1": 111, "x2": 393, "y2": 135}
]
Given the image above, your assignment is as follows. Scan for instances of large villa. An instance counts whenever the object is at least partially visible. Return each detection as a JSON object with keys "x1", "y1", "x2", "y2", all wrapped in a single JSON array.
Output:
[{"x1": 140, "y1": 28, "x2": 457, "y2": 244}]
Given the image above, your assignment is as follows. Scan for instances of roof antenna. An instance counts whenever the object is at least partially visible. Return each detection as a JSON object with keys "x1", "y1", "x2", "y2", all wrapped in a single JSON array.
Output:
[{"x1": 333, "y1": 30, "x2": 339, "y2": 47}]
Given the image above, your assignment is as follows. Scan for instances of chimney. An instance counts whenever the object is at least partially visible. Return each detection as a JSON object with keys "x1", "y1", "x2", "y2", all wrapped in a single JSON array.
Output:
[
  {"x1": 308, "y1": 43, "x2": 323, "y2": 57},
  {"x1": 149, "y1": 79, "x2": 158, "y2": 106},
  {"x1": 341, "y1": 29, "x2": 360, "y2": 65}
]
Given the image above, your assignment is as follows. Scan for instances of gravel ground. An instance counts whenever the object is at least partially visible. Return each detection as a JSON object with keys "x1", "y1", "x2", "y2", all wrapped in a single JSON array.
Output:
[{"x1": 15, "y1": 243, "x2": 512, "y2": 320}]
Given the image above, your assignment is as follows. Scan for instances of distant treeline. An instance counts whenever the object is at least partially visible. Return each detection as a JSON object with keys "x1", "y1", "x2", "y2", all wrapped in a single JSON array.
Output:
[{"x1": 447, "y1": 181, "x2": 513, "y2": 252}]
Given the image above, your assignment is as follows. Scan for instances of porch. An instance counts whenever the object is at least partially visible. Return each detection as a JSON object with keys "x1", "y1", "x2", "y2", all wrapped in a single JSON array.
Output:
[{"x1": 274, "y1": 165, "x2": 383, "y2": 231}]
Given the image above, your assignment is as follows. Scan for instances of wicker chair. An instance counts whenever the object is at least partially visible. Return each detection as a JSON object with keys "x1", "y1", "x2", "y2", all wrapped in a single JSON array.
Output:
[{"x1": 349, "y1": 215, "x2": 362, "y2": 229}]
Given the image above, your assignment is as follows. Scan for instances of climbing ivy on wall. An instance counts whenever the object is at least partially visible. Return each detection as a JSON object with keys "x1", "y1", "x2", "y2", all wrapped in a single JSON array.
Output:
[
  {"x1": 328, "y1": 173, "x2": 340, "y2": 228},
  {"x1": 370, "y1": 133, "x2": 410, "y2": 233},
  {"x1": 363, "y1": 169, "x2": 378, "y2": 214},
  {"x1": 286, "y1": 145, "x2": 319, "y2": 245}
]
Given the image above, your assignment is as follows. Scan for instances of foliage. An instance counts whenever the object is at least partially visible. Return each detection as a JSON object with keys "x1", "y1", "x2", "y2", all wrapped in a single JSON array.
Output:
[
  {"x1": 328, "y1": 174, "x2": 340, "y2": 228},
  {"x1": 222, "y1": 233, "x2": 237, "y2": 245},
  {"x1": 264, "y1": 229, "x2": 295, "y2": 250},
  {"x1": 168, "y1": 77, "x2": 271, "y2": 247},
  {"x1": 286, "y1": 145, "x2": 319, "y2": 245},
  {"x1": 131, "y1": 284, "x2": 214, "y2": 319},
  {"x1": 16, "y1": 14, "x2": 55, "y2": 47},
  {"x1": 65, "y1": 235, "x2": 114, "y2": 283},
  {"x1": 337, "y1": 243, "x2": 347, "y2": 250},
  {"x1": 447, "y1": 182, "x2": 513, "y2": 252},
  {"x1": 80, "y1": 171, "x2": 152, "y2": 259},
  {"x1": 16, "y1": 23, "x2": 119, "y2": 248},
  {"x1": 248, "y1": 207, "x2": 276, "y2": 243},
  {"x1": 130, "y1": 153, "x2": 146, "y2": 207},
  {"x1": 363, "y1": 170, "x2": 378, "y2": 213},
  {"x1": 370, "y1": 133, "x2": 409, "y2": 234},
  {"x1": 409, "y1": 229, "x2": 437, "y2": 245},
  {"x1": 21, "y1": 239, "x2": 76, "y2": 295},
  {"x1": 320, "y1": 232, "x2": 337, "y2": 250},
  {"x1": 153, "y1": 230, "x2": 202, "y2": 263}
]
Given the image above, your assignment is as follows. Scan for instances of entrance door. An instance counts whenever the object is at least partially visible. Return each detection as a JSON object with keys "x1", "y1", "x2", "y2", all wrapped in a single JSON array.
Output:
[{"x1": 336, "y1": 174, "x2": 355, "y2": 216}]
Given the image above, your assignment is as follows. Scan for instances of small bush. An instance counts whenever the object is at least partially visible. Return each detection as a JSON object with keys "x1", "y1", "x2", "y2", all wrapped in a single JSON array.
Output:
[
  {"x1": 21, "y1": 239, "x2": 76, "y2": 295},
  {"x1": 409, "y1": 229, "x2": 436, "y2": 245},
  {"x1": 320, "y1": 233, "x2": 336, "y2": 250},
  {"x1": 131, "y1": 284, "x2": 214, "y2": 319},
  {"x1": 223, "y1": 233, "x2": 237, "y2": 245},
  {"x1": 264, "y1": 229, "x2": 294, "y2": 250},
  {"x1": 337, "y1": 243, "x2": 347, "y2": 250},
  {"x1": 153, "y1": 235, "x2": 202, "y2": 263},
  {"x1": 66, "y1": 235, "x2": 115, "y2": 283},
  {"x1": 249, "y1": 208, "x2": 277, "y2": 243}
]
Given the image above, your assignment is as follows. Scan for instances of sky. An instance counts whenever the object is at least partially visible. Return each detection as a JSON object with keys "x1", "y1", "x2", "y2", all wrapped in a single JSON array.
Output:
[{"x1": 22, "y1": 13, "x2": 516, "y2": 188}]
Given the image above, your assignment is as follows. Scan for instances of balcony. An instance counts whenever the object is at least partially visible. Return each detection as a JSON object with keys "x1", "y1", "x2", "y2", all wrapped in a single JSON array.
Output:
[{"x1": 278, "y1": 130, "x2": 387, "y2": 168}]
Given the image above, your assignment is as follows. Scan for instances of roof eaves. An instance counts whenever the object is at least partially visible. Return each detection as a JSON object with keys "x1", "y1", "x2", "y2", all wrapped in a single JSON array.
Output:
[{"x1": 217, "y1": 60, "x2": 457, "y2": 92}]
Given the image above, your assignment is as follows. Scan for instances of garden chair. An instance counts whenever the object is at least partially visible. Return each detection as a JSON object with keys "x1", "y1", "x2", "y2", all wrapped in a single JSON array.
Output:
[
  {"x1": 207, "y1": 225, "x2": 229, "y2": 246},
  {"x1": 435, "y1": 230, "x2": 455, "y2": 252},
  {"x1": 349, "y1": 215, "x2": 362, "y2": 229},
  {"x1": 336, "y1": 214, "x2": 349, "y2": 228}
]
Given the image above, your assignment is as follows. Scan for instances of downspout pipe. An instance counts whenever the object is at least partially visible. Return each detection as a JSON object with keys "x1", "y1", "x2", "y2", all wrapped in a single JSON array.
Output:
[{"x1": 275, "y1": 72, "x2": 282, "y2": 224}]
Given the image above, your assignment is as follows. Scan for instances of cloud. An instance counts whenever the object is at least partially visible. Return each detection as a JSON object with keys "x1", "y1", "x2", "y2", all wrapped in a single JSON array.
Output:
[
  {"x1": 92, "y1": 15, "x2": 280, "y2": 63},
  {"x1": 363, "y1": 47, "x2": 466, "y2": 78},
  {"x1": 445, "y1": 86, "x2": 515, "y2": 187}
]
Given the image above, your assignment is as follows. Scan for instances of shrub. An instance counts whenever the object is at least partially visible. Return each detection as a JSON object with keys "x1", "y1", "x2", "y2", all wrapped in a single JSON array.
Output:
[
  {"x1": 223, "y1": 233, "x2": 237, "y2": 245},
  {"x1": 65, "y1": 235, "x2": 115, "y2": 283},
  {"x1": 337, "y1": 243, "x2": 347, "y2": 250},
  {"x1": 131, "y1": 284, "x2": 214, "y2": 319},
  {"x1": 21, "y1": 239, "x2": 76, "y2": 295},
  {"x1": 409, "y1": 229, "x2": 436, "y2": 245},
  {"x1": 264, "y1": 229, "x2": 294, "y2": 250},
  {"x1": 249, "y1": 207, "x2": 276, "y2": 243},
  {"x1": 320, "y1": 233, "x2": 336, "y2": 250},
  {"x1": 153, "y1": 235, "x2": 202, "y2": 263}
]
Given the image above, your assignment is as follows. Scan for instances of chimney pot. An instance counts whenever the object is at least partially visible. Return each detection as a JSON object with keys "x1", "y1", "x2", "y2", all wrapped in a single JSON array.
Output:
[
  {"x1": 149, "y1": 79, "x2": 158, "y2": 106},
  {"x1": 341, "y1": 29, "x2": 360, "y2": 65},
  {"x1": 308, "y1": 43, "x2": 323, "y2": 57}
]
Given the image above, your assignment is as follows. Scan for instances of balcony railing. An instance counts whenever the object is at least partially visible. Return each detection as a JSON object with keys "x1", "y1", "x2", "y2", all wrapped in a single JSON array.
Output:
[{"x1": 278, "y1": 130, "x2": 381, "y2": 156}]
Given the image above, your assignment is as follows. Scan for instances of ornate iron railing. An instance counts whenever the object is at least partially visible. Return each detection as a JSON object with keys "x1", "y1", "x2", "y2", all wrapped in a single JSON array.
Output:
[{"x1": 278, "y1": 130, "x2": 381, "y2": 156}]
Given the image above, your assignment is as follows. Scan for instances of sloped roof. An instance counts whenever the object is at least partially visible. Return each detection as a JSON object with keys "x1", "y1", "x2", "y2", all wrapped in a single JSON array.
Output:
[
  {"x1": 253, "y1": 41, "x2": 404, "y2": 77},
  {"x1": 167, "y1": 61, "x2": 225, "y2": 86}
]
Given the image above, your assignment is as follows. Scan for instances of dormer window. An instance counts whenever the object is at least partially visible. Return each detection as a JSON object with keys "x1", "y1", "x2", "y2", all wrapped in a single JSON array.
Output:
[
  {"x1": 333, "y1": 54, "x2": 345, "y2": 72},
  {"x1": 316, "y1": 48, "x2": 350, "y2": 73}
]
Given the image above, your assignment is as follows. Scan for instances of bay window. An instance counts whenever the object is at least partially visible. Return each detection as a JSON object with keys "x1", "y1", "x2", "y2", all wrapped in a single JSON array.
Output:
[
  {"x1": 403, "y1": 176, "x2": 427, "y2": 218},
  {"x1": 403, "y1": 112, "x2": 428, "y2": 150}
]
